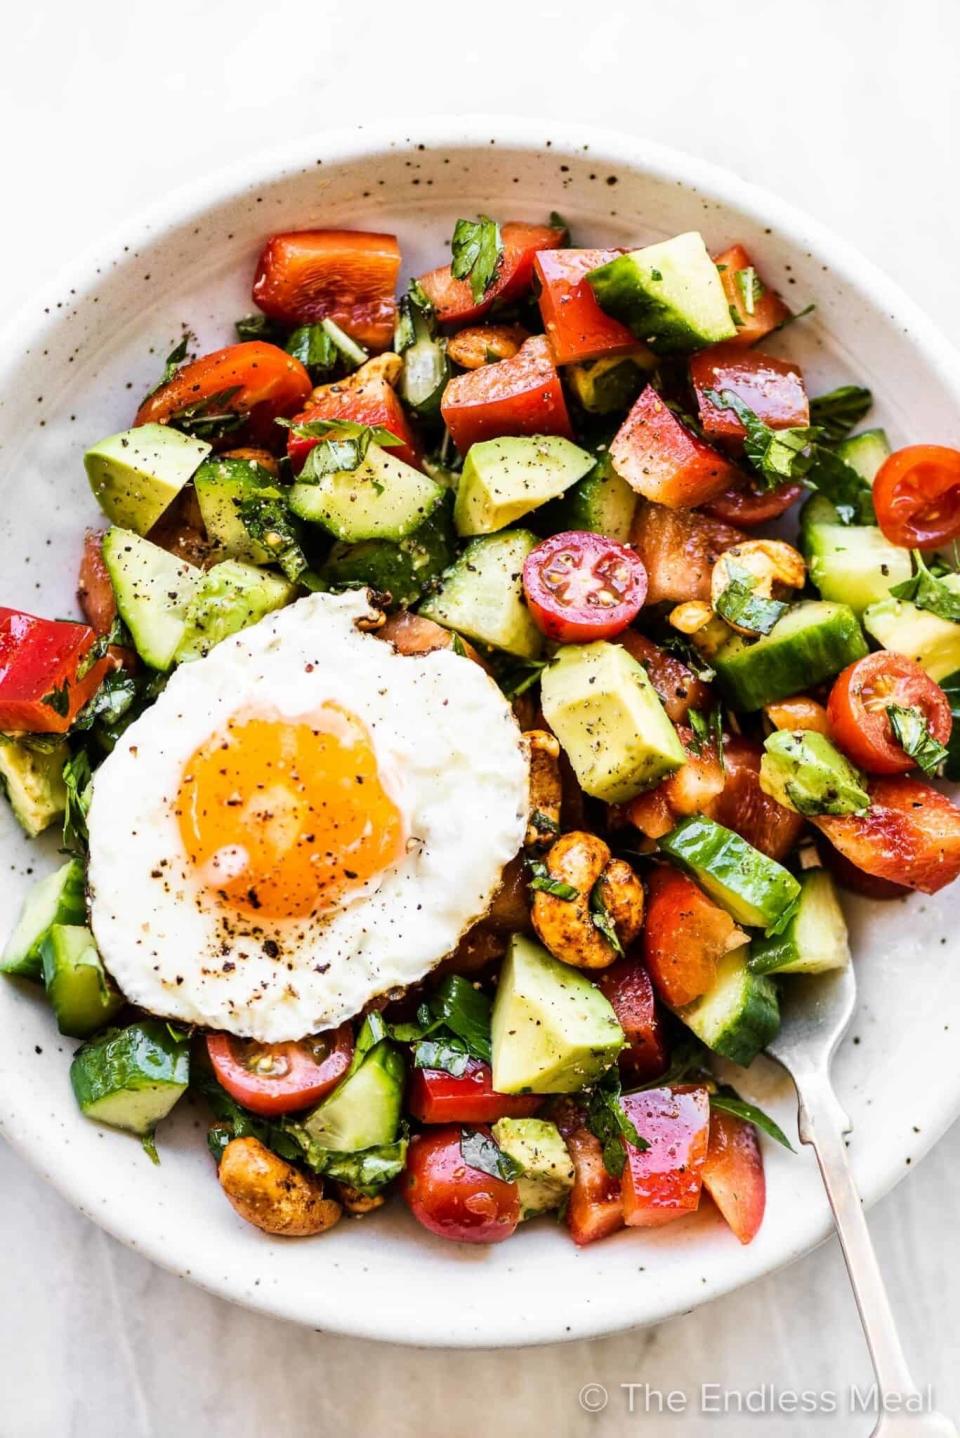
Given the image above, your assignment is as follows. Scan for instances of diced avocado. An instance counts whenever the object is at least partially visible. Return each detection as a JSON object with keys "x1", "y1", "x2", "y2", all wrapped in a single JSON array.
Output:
[
  {"x1": 321, "y1": 498, "x2": 456, "y2": 608},
  {"x1": 0, "y1": 737, "x2": 68, "y2": 838},
  {"x1": 760, "y1": 729, "x2": 870, "y2": 817},
  {"x1": 302, "y1": 1040, "x2": 404, "y2": 1152},
  {"x1": 565, "y1": 351, "x2": 653, "y2": 415},
  {"x1": 491, "y1": 1117, "x2": 574, "y2": 1219},
  {"x1": 834, "y1": 427, "x2": 891, "y2": 485},
  {"x1": 540, "y1": 641, "x2": 686, "y2": 803},
  {"x1": 749, "y1": 869, "x2": 850, "y2": 976},
  {"x1": 70, "y1": 1019, "x2": 190, "y2": 1136},
  {"x1": 453, "y1": 435, "x2": 594, "y2": 537},
  {"x1": 174, "y1": 560, "x2": 295, "y2": 662},
  {"x1": 193, "y1": 456, "x2": 285, "y2": 563},
  {"x1": 102, "y1": 527, "x2": 200, "y2": 670},
  {"x1": 85, "y1": 424, "x2": 211, "y2": 535},
  {"x1": 713, "y1": 600, "x2": 868, "y2": 711},
  {"x1": 2, "y1": 857, "x2": 86, "y2": 980},
  {"x1": 863, "y1": 583, "x2": 960, "y2": 681},
  {"x1": 659, "y1": 816, "x2": 801, "y2": 929},
  {"x1": 675, "y1": 945, "x2": 779, "y2": 1066},
  {"x1": 586, "y1": 232, "x2": 737, "y2": 354},
  {"x1": 40, "y1": 924, "x2": 124, "y2": 1038},
  {"x1": 289, "y1": 444, "x2": 444, "y2": 543},
  {"x1": 490, "y1": 933, "x2": 624, "y2": 1094},
  {"x1": 804, "y1": 521, "x2": 912, "y2": 615},
  {"x1": 419, "y1": 529, "x2": 542, "y2": 659},
  {"x1": 538, "y1": 451, "x2": 637, "y2": 543}
]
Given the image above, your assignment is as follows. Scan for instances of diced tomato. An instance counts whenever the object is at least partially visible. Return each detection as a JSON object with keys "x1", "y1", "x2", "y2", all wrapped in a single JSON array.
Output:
[
  {"x1": 402, "y1": 1126, "x2": 521, "y2": 1244},
  {"x1": 77, "y1": 530, "x2": 118, "y2": 635},
  {"x1": 618, "y1": 631, "x2": 714, "y2": 723},
  {"x1": 563, "y1": 1123, "x2": 624, "y2": 1246},
  {"x1": 713, "y1": 244, "x2": 792, "y2": 347},
  {"x1": 251, "y1": 229, "x2": 401, "y2": 351},
  {"x1": 702, "y1": 1107, "x2": 766, "y2": 1244},
  {"x1": 642, "y1": 866, "x2": 744, "y2": 1006},
  {"x1": 407, "y1": 1059, "x2": 542, "y2": 1125},
  {"x1": 625, "y1": 725, "x2": 726, "y2": 842},
  {"x1": 620, "y1": 1086, "x2": 710, "y2": 1227},
  {"x1": 418, "y1": 220, "x2": 566, "y2": 326},
  {"x1": 813, "y1": 775, "x2": 960, "y2": 894},
  {"x1": 827, "y1": 653, "x2": 952, "y2": 775},
  {"x1": 610, "y1": 386, "x2": 741, "y2": 509},
  {"x1": 440, "y1": 334, "x2": 572, "y2": 453},
  {"x1": 135, "y1": 342, "x2": 312, "y2": 451},
  {"x1": 712, "y1": 736, "x2": 806, "y2": 861},
  {"x1": 690, "y1": 344, "x2": 809, "y2": 450},
  {"x1": 0, "y1": 608, "x2": 113, "y2": 734},
  {"x1": 286, "y1": 364, "x2": 422, "y2": 472},
  {"x1": 873, "y1": 444, "x2": 960, "y2": 550},
  {"x1": 522, "y1": 531, "x2": 647, "y2": 642},
  {"x1": 630, "y1": 499, "x2": 746, "y2": 606},
  {"x1": 205, "y1": 1026, "x2": 353, "y2": 1117},
  {"x1": 534, "y1": 248, "x2": 637, "y2": 365},
  {"x1": 597, "y1": 958, "x2": 668, "y2": 1083},
  {"x1": 703, "y1": 477, "x2": 805, "y2": 527}
]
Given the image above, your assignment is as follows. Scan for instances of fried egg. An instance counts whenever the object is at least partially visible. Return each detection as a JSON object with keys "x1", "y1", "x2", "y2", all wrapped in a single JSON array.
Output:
[{"x1": 86, "y1": 590, "x2": 528, "y2": 1041}]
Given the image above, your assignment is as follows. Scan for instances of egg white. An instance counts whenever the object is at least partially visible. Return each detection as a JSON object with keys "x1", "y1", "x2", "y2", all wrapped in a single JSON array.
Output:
[{"x1": 86, "y1": 590, "x2": 528, "y2": 1042}]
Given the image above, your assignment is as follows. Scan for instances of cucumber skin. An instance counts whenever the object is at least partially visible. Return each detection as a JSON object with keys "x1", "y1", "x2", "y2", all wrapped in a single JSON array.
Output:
[
  {"x1": 659, "y1": 816, "x2": 801, "y2": 928},
  {"x1": 749, "y1": 869, "x2": 850, "y2": 976},
  {"x1": 1, "y1": 858, "x2": 86, "y2": 981},
  {"x1": 419, "y1": 529, "x2": 543, "y2": 659},
  {"x1": 322, "y1": 500, "x2": 456, "y2": 608},
  {"x1": 680, "y1": 968, "x2": 780, "y2": 1066},
  {"x1": 40, "y1": 925, "x2": 124, "y2": 1039},
  {"x1": 70, "y1": 1020, "x2": 190, "y2": 1134},
  {"x1": 714, "y1": 602, "x2": 868, "y2": 711}
]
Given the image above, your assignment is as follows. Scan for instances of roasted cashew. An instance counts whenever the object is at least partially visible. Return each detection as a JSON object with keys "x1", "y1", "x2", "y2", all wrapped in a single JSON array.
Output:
[
  {"x1": 335, "y1": 1183, "x2": 387, "y2": 1216},
  {"x1": 220, "y1": 447, "x2": 280, "y2": 476},
  {"x1": 218, "y1": 1137, "x2": 342, "y2": 1237},
  {"x1": 595, "y1": 858, "x2": 645, "y2": 946},
  {"x1": 522, "y1": 730, "x2": 562, "y2": 850},
  {"x1": 447, "y1": 325, "x2": 529, "y2": 369},
  {"x1": 310, "y1": 351, "x2": 402, "y2": 403},
  {"x1": 711, "y1": 540, "x2": 806, "y2": 634},
  {"x1": 531, "y1": 831, "x2": 641, "y2": 970},
  {"x1": 378, "y1": 611, "x2": 483, "y2": 665}
]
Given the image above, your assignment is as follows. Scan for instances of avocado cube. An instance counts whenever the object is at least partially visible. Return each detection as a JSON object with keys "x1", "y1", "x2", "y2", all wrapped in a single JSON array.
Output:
[
  {"x1": 85, "y1": 424, "x2": 211, "y2": 535},
  {"x1": 41, "y1": 924, "x2": 124, "y2": 1038},
  {"x1": 759, "y1": 730, "x2": 869, "y2": 817},
  {"x1": 0, "y1": 736, "x2": 68, "y2": 838},
  {"x1": 586, "y1": 232, "x2": 736, "y2": 354},
  {"x1": 541, "y1": 641, "x2": 686, "y2": 803},
  {"x1": 175, "y1": 560, "x2": 295, "y2": 662},
  {"x1": 420, "y1": 529, "x2": 543, "y2": 659},
  {"x1": 454, "y1": 435, "x2": 594, "y2": 537},
  {"x1": 491, "y1": 934, "x2": 624, "y2": 1094},
  {"x1": 101, "y1": 528, "x2": 200, "y2": 671},
  {"x1": 70, "y1": 1020, "x2": 190, "y2": 1136},
  {"x1": 863, "y1": 584, "x2": 960, "y2": 681},
  {"x1": 193, "y1": 456, "x2": 284, "y2": 563},
  {"x1": 492, "y1": 1117, "x2": 574, "y2": 1219}
]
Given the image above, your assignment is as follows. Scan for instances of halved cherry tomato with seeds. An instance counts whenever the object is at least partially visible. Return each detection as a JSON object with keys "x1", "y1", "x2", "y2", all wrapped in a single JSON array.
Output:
[
  {"x1": 206, "y1": 1026, "x2": 353, "y2": 1117},
  {"x1": 402, "y1": 1126, "x2": 521, "y2": 1244},
  {"x1": 827, "y1": 653, "x2": 952, "y2": 775},
  {"x1": 522, "y1": 531, "x2": 647, "y2": 643},
  {"x1": 873, "y1": 444, "x2": 960, "y2": 549}
]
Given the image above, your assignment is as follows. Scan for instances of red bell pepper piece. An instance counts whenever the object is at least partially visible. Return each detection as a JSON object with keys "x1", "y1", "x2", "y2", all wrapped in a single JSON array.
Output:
[
  {"x1": 534, "y1": 248, "x2": 637, "y2": 365},
  {"x1": 702, "y1": 1106, "x2": 766, "y2": 1244},
  {"x1": 77, "y1": 530, "x2": 118, "y2": 635},
  {"x1": 418, "y1": 220, "x2": 566, "y2": 326},
  {"x1": 711, "y1": 736, "x2": 805, "y2": 862},
  {"x1": 610, "y1": 386, "x2": 740, "y2": 508},
  {"x1": 407, "y1": 1058, "x2": 542, "y2": 1125},
  {"x1": 563, "y1": 1123, "x2": 624, "y2": 1246},
  {"x1": 251, "y1": 230, "x2": 401, "y2": 351},
  {"x1": 641, "y1": 867, "x2": 745, "y2": 1007},
  {"x1": 813, "y1": 775, "x2": 960, "y2": 895},
  {"x1": 0, "y1": 608, "x2": 112, "y2": 734},
  {"x1": 287, "y1": 368, "x2": 422, "y2": 473},
  {"x1": 620, "y1": 1086, "x2": 710, "y2": 1228},
  {"x1": 714, "y1": 244, "x2": 792, "y2": 348},
  {"x1": 440, "y1": 334, "x2": 573, "y2": 453},
  {"x1": 690, "y1": 343, "x2": 809, "y2": 449},
  {"x1": 629, "y1": 499, "x2": 746, "y2": 606},
  {"x1": 597, "y1": 958, "x2": 668, "y2": 1084}
]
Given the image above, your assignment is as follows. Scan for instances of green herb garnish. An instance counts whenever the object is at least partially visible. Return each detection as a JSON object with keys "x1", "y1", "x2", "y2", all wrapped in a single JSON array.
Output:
[
  {"x1": 734, "y1": 266, "x2": 765, "y2": 317},
  {"x1": 887, "y1": 704, "x2": 949, "y2": 776},
  {"x1": 527, "y1": 860, "x2": 578, "y2": 901},
  {"x1": 709, "y1": 1091, "x2": 795, "y2": 1150},
  {"x1": 41, "y1": 682, "x2": 71, "y2": 718},
  {"x1": 450, "y1": 216, "x2": 503, "y2": 303},
  {"x1": 282, "y1": 417, "x2": 403, "y2": 482},
  {"x1": 460, "y1": 1128, "x2": 521, "y2": 1182},
  {"x1": 586, "y1": 1068, "x2": 647, "y2": 1178},
  {"x1": 889, "y1": 551, "x2": 960, "y2": 621},
  {"x1": 589, "y1": 879, "x2": 623, "y2": 956},
  {"x1": 808, "y1": 385, "x2": 873, "y2": 442},
  {"x1": 165, "y1": 386, "x2": 247, "y2": 442},
  {"x1": 714, "y1": 564, "x2": 789, "y2": 636},
  {"x1": 62, "y1": 751, "x2": 93, "y2": 853}
]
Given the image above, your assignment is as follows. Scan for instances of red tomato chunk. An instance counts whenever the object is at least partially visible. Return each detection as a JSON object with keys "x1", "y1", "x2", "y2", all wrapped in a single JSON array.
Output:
[
  {"x1": 563, "y1": 1123, "x2": 625, "y2": 1246},
  {"x1": 611, "y1": 386, "x2": 740, "y2": 509},
  {"x1": 702, "y1": 1108, "x2": 766, "y2": 1244},
  {"x1": 597, "y1": 958, "x2": 668, "y2": 1084},
  {"x1": 534, "y1": 248, "x2": 637, "y2": 365},
  {"x1": 287, "y1": 370, "x2": 422, "y2": 473},
  {"x1": 403, "y1": 1126, "x2": 520, "y2": 1244},
  {"x1": 620, "y1": 1086, "x2": 710, "y2": 1228},
  {"x1": 440, "y1": 335, "x2": 572, "y2": 453},
  {"x1": 418, "y1": 221, "x2": 566, "y2": 326},
  {"x1": 689, "y1": 344, "x2": 809, "y2": 449},
  {"x1": 0, "y1": 608, "x2": 112, "y2": 734},
  {"x1": 407, "y1": 1059, "x2": 541, "y2": 1125},
  {"x1": 813, "y1": 776, "x2": 960, "y2": 895},
  {"x1": 713, "y1": 243, "x2": 792, "y2": 347}
]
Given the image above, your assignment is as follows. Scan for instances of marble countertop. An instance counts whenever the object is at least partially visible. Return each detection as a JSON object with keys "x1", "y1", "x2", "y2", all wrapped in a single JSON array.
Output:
[{"x1": 2, "y1": 1, "x2": 959, "y2": 1433}]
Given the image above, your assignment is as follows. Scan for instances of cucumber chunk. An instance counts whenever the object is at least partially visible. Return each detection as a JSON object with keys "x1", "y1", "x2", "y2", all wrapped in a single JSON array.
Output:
[
  {"x1": 586, "y1": 232, "x2": 736, "y2": 354},
  {"x1": 659, "y1": 816, "x2": 801, "y2": 929},
  {"x1": 193, "y1": 456, "x2": 285, "y2": 563},
  {"x1": 539, "y1": 451, "x2": 637, "y2": 542},
  {"x1": 804, "y1": 522, "x2": 911, "y2": 614},
  {"x1": 85, "y1": 424, "x2": 211, "y2": 535},
  {"x1": 70, "y1": 1020, "x2": 190, "y2": 1136},
  {"x1": 453, "y1": 435, "x2": 594, "y2": 536},
  {"x1": 102, "y1": 527, "x2": 200, "y2": 671},
  {"x1": 713, "y1": 600, "x2": 868, "y2": 711},
  {"x1": 289, "y1": 445, "x2": 444, "y2": 542},
  {"x1": 749, "y1": 869, "x2": 851, "y2": 976},
  {"x1": 2, "y1": 858, "x2": 86, "y2": 981},
  {"x1": 491, "y1": 1117, "x2": 574, "y2": 1219},
  {"x1": 174, "y1": 560, "x2": 295, "y2": 662},
  {"x1": 0, "y1": 736, "x2": 68, "y2": 839},
  {"x1": 834, "y1": 427, "x2": 891, "y2": 485},
  {"x1": 419, "y1": 529, "x2": 543, "y2": 658},
  {"x1": 760, "y1": 729, "x2": 870, "y2": 816},
  {"x1": 41, "y1": 924, "x2": 124, "y2": 1038},
  {"x1": 863, "y1": 583, "x2": 960, "y2": 681},
  {"x1": 675, "y1": 945, "x2": 779, "y2": 1066},
  {"x1": 565, "y1": 352, "x2": 652, "y2": 415},
  {"x1": 302, "y1": 1040, "x2": 404, "y2": 1151},
  {"x1": 321, "y1": 498, "x2": 456, "y2": 608}
]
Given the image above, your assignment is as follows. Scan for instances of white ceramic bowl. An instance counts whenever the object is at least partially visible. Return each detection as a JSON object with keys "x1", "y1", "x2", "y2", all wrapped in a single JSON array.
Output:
[{"x1": 2, "y1": 118, "x2": 960, "y2": 1348}]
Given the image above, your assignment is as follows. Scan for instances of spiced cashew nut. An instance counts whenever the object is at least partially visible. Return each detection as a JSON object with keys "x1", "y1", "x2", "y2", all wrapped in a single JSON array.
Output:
[
  {"x1": 522, "y1": 730, "x2": 562, "y2": 850},
  {"x1": 531, "y1": 831, "x2": 644, "y2": 970},
  {"x1": 218, "y1": 1136, "x2": 342, "y2": 1237}
]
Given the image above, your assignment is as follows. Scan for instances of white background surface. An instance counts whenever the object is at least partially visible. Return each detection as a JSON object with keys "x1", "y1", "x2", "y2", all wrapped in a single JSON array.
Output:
[{"x1": 1, "y1": 1, "x2": 958, "y2": 1434}]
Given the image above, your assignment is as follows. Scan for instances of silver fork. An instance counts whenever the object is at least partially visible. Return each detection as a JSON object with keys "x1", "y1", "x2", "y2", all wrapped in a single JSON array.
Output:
[{"x1": 766, "y1": 962, "x2": 956, "y2": 1437}]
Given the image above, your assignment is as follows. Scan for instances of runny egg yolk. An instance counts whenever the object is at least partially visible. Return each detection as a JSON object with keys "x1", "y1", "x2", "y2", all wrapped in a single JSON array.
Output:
[{"x1": 176, "y1": 706, "x2": 404, "y2": 920}]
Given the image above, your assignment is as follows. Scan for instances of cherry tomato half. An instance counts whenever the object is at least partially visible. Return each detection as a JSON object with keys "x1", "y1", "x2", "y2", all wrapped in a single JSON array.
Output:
[
  {"x1": 827, "y1": 653, "x2": 952, "y2": 775},
  {"x1": 702, "y1": 478, "x2": 805, "y2": 527},
  {"x1": 206, "y1": 1025, "x2": 353, "y2": 1117},
  {"x1": 873, "y1": 444, "x2": 960, "y2": 549},
  {"x1": 402, "y1": 1126, "x2": 520, "y2": 1244},
  {"x1": 522, "y1": 531, "x2": 648, "y2": 642}
]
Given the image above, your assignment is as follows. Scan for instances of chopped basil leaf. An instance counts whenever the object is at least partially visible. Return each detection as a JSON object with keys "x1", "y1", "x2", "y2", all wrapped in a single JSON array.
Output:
[
  {"x1": 285, "y1": 323, "x2": 340, "y2": 379},
  {"x1": 450, "y1": 216, "x2": 503, "y2": 304},
  {"x1": 460, "y1": 1128, "x2": 521, "y2": 1183},
  {"x1": 528, "y1": 859, "x2": 578, "y2": 901},
  {"x1": 235, "y1": 313, "x2": 285, "y2": 344},
  {"x1": 689, "y1": 707, "x2": 725, "y2": 767},
  {"x1": 282, "y1": 417, "x2": 403, "y2": 482},
  {"x1": 62, "y1": 752, "x2": 92, "y2": 853},
  {"x1": 41, "y1": 682, "x2": 71, "y2": 718},
  {"x1": 628, "y1": 1038, "x2": 710, "y2": 1092},
  {"x1": 145, "y1": 334, "x2": 193, "y2": 398},
  {"x1": 650, "y1": 268, "x2": 663, "y2": 282},
  {"x1": 887, "y1": 704, "x2": 949, "y2": 776},
  {"x1": 808, "y1": 385, "x2": 873, "y2": 442},
  {"x1": 734, "y1": 266, "x2": 765, "y2": 317},
  {"x1": 414, "y1": 1035, "x2": 474, "y2": 1077},
  {"x1": 548, "y1": 210, "x2": 569, "y2": 235},
  {"x1": 165, "y1": 385, "x2": 247, "y2": 442},
  {"x1": 498, "y1": 656, "x2": 550, "y2": 699},
  {"x1": 654, "y1": 630, "x2": 716, "y2": 683},
  {"x1": 140, "y1": 1132, "x2": 161, "y2": 1165},
  {"x1": 709, "y1": 1091, "x2": 795, "y2": 1151},
  {"x1": 714, "y1": 564, "x2": 789, "y2": 635},
  {"x1": 589, "y1": 879, "x2": 623, "y2": 956},
  {"x1": 768, "y1": 301, "x2": 816, "y2": 336},
  {"x1": 889, "y1": 551, "x2": 960, "y2": 621},
  {"x1": 688, "y1": 708, "x2": 708, "y2": 754},
  {"x1": 193, "y1": 1066, "x2": 303, "y2": 1163},
  {"x1": 394, "y1": 279, "x2": 437, "y2": 353},
  {"x1": 320, "y1": 317, "x2": 368, "y2": 370},
  {"x1": 237, "y1": 495, "x2": 310, "y2": 584},
  {"x1": 586, "y1": 1068, "x2": 647, "y2": 1179},
  {"x1": 529, "y1": 806, "x2": 560, "y2": 836},
  {"x1": 72, "y1": 670, "x2": 138, "y2": 732},
  {"x1": 804, "y1": 444, "x2": 876, "y2": 524},
  {"x1": 430, "y1": 975, "x2": 492, "y2": 1063}
]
